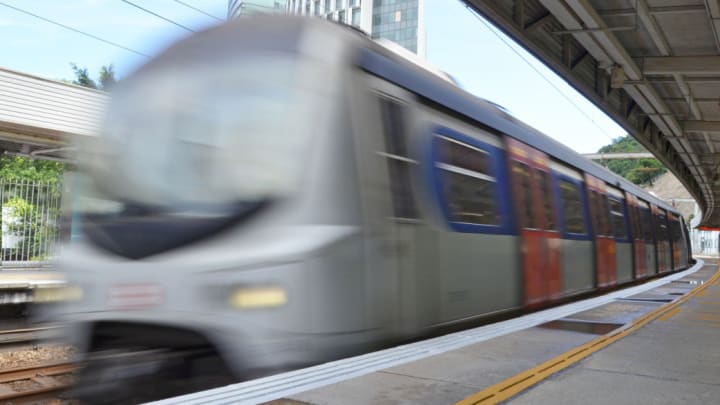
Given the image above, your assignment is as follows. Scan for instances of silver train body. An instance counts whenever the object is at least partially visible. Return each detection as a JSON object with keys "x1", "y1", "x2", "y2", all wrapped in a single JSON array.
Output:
[{"x1": 45, "y1": 17, "x2": 691, "y2": 401}]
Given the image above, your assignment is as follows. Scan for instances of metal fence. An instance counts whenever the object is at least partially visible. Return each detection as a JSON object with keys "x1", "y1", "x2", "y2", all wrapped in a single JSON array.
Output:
[
  {"x1": 1, "y1": 180, "x2": 63, "y2": 268},
  {"x1": 691, "y1": 228, "x2": 720, "y2": 257}
]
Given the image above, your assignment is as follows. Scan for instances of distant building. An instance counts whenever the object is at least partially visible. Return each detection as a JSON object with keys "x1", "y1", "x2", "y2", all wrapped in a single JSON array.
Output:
[
  {"x1": 228, "y1": 0, "x2": 287, "y2": 17},
  {"x1": 229, "y1": 0, "x2": 426, "y2": 58}
]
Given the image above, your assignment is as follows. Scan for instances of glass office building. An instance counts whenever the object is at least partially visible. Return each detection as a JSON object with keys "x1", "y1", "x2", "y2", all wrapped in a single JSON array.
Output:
[
  {"x1": 371, "y1": 0, "x2": 420, "y2": 54},
  {"x1": 231, "y1": 0, "x2": 426, "y2": 57}
]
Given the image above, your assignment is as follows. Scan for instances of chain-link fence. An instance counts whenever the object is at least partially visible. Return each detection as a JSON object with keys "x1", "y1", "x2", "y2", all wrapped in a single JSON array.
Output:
[{"x1": 1, "y1": 180, "x2": 63, "y2": 268}]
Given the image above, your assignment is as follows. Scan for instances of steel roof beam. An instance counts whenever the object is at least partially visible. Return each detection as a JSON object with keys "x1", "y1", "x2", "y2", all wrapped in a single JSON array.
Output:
[
  {"x1": 599, "y1": 5, "x2": 706, "y2": 17},
  {"x1": 643, "y1": 56, "x2": 720, "y2": 75},
  {"x1": 537, "y1": 0, "x2": 681, "y2": 137},
  {"x1": 684, "y1": 120, "x2": 720, "y2": 132},
  {"x1": 583, "y1": 152, "x2": 654, "y2": 159},
  {"x1": 705, "y1": 0, "x2": 720, "y2": 52},
  {"x1": 632, "y1": 0, "x2": 709, "y2": 154},
  {"x1": 664, "y1": 97, "x2": 720, "y2": 103}
]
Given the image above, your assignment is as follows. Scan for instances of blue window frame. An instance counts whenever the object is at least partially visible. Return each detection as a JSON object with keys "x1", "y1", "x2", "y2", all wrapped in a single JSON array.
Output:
[
  {"x1": 427, "y1": 126, "x2": 515, "y2": 235},
  {"x1": 553, "y1": 173, "x2": 591, "y2": 240}
]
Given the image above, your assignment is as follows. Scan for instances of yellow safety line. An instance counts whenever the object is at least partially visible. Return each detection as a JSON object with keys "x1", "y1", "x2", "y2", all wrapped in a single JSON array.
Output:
[
  {"x1": 658, "y1": 306, "x2": 682, "y2": 321},
  {"x1": 455, "y1": 266, "x2": 720, "y2": 405}
]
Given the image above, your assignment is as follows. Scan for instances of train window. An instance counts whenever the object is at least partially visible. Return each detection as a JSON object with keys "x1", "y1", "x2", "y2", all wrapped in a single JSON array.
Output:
[
  {"x1": 436, "y1": 137, "x2": 499, "y2": 226},
  {"x1": 439, "y1": 137, "x2": 491, "y2": 174},
  {"x1": 655, "y1": 213, "x2": 669, "y2": 242},
  {"x1": 378, "y1": 97, "x2": 418, "y2": 219},
  {"x1": 380, "y1": 98, "x2": 408, "y2": 157},
  {"x1": 536, "y1": 170, "x2": 556, "y2": 230},
  {"x1": 640, "y1": 208, "x2": 653, "y2": 241},
  {"x1": 670, "y1": 218, "x2": 683, "y2": 245},
  {"x1": 609, "y1": 198, "x2": 627, "y2": 239},
  {"x1": 512, "y1": 162, "x2": 536, "y2": 229},
  {"x1": 559, "y1": 179, "x2": 586, "y2": 234}
]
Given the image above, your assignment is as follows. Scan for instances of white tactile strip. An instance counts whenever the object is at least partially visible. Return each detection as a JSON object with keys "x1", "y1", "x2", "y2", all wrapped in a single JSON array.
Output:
[{"x1": 147, "y1": 260, "x2": 705, "y2": 405}]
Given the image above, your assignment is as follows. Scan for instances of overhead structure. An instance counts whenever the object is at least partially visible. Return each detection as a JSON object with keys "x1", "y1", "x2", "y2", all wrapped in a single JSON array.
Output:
[
  {"x1": 464, "y1": 0, "x2": 720, "y2": 227},
  {"x1": 0, "y1": 67, "x2": 107, "y2": 162},
  {"x1": 582, "y1": 152, "x2": 655, "y2": 160}
]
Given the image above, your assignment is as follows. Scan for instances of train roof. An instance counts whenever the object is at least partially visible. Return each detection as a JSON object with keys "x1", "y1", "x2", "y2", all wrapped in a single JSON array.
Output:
[{"x1": 351, "y1": 32, "x2": 678, "y2": 214}]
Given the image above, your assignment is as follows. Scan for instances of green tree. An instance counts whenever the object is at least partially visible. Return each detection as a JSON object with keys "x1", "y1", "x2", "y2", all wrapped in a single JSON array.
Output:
[
  {"x1": 597, "y1": 136, "x2": 666, "y2": 185},
  {"x1": 0, "y1": 156, "x2": 64, "y2": 184},
  {"x1": 70, "y1": 63, "x2": 97, "y2": 89},
  {"x1": 69, "y1": 63, "x2": 116, "y2": 90},
  {"x1": 99, "y1": 65, "x2": 117, "y2": 89}
]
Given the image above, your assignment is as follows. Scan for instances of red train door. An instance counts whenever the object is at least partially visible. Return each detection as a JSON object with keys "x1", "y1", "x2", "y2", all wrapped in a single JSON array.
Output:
[
  {"x1": 585, "y1": 175, "x2": 616, "y2": 287},
  {"x1": 652, "y1": 205, "x2": 670, "y2": 273},
  {"x1": 669, "y1": 213, "x2": 680, "y2": 270},
  {"x1": 626, "y1": 193, "x2": 647, "y2": 278},
  {"x1": 506, "y1": 138, "x2": 562, "y2": 306}
]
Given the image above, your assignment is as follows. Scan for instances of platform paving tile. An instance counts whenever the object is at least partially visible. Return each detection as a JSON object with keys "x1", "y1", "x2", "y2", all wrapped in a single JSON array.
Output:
[
  {"x1": 563, "y1": 300, "x2": 662, "y2": 324},
  {"x1": 289, "y1": 328, "x2": 596, "y2": 404},
  {"x1": 288, "y1": 370, "x2": 481, "y2": 405},
  {"x1": 506, "y1": 264, "x2": 720, "y2": 404},
  {"x1": 509, "y1": 367, "x2": 720, "y2": 405},
  {"x1": 380, "y1": 327, "x2": 596, "y2": 387}
]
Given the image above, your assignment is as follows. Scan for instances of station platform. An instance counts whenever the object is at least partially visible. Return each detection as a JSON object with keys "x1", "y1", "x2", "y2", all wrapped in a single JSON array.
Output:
[
  {"x1": 284, "y1": 260, "x2": 719, "y2": 405},
  {"x1": 150, "y1": 258, "x2": 719, "y2": 405},
  {"x1": 0, "y1": 270, "x2": 64, "y2": 304}
]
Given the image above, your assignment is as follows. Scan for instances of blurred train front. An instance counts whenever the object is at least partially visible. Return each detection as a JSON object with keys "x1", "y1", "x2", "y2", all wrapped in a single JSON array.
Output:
[{"x1": 50, "y1": 18, "x2": 392, "y2": 402}]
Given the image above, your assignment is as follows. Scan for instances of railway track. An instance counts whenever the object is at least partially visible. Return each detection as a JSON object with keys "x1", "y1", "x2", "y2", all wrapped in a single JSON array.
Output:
[
  {"x1": 0, "y1": 362, "x2": 78, "y2": 402},
  {"x1": 0, "y1": 326, "x2": 60, "y2": 345}
]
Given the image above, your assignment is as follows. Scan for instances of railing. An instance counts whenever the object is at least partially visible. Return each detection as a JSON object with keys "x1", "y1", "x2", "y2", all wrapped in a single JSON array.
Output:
[
  {"x1": 1, "y1": 180, "x2": 63, "y2": 268},
  {"x1": 690, "y1": 228, "x2": 719, "y2": 257}
]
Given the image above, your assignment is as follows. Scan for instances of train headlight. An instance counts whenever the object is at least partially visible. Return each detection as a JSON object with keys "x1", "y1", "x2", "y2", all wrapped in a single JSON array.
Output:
[
  {"x1": 228, "y1": 286, "x2": 287, "y2": 309},
  {"x1": 33, "y1": 286, "x2": 84, "y2": 303}
]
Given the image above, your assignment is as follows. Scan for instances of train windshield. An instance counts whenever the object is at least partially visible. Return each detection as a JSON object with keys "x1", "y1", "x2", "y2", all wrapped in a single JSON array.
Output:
[{"x1": 76, "y1": 53, "x2": 323, "y2": 258}]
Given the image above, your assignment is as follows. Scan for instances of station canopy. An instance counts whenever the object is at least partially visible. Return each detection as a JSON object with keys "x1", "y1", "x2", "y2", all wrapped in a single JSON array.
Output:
[{"x1": 465, "y1": 0, "x2": 720, "y2": 227}]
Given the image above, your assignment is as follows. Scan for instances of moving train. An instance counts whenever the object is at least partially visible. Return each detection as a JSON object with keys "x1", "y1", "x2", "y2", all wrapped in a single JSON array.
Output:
[{"x1": 46, "y1": 16, "x2": 691, "y2": 402}]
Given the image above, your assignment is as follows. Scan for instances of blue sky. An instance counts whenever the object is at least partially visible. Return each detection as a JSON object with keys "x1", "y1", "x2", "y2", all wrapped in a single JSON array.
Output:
[{"x1": 0, "y1": 0, "x2": 626, "y2": 153}]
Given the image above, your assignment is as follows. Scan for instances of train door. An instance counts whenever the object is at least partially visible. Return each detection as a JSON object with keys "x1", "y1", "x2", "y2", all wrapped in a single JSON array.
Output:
[
  {"x1": 679, "y1": 217, "x2": 690, "y2": 268},
  {"x1": 669, "y1": 213, "x2": 681, "y2": 270},
  {"x1": 653, "y1": 206, "x2": 671, "y2": 273},
  {"x1": 506, "y1": 138, "x2": 561, "y2": 306},
  {"x1": 639, "y1": 200, "x2": 657, "y2": 275},
  {"x1": 585, "y1": 175, "x2": 616, "y2": 287},
  {"x1": 360, "y1": 75, "x2": 430, "y2": 334},
  {"x1": 625, "y1": 193, "x2": 647, "y2": 278},
  {"x1": 607, "y1": 187, "x2": 632, "y2": 283}
]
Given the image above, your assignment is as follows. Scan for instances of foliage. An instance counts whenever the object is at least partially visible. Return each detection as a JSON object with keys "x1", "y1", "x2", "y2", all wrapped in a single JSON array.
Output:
[
  {"x1": 70, "y1": 63, "x2": 97, "y2": 89},
  {"x1": 0, "y1": 157, "x2": 63, "y2": 261},
  {"x1": 597, "y1": 136, "x2": 666, "y2": 185},
  {"x1": 2, "y1": 196, "x2": 58, "y2": 261},
  {"x1": 0, "y1": 156, "x2": 64, "y2": 184},
  {"x1": 70, "y1": 63, "x2": 116, "y2": 90}
]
